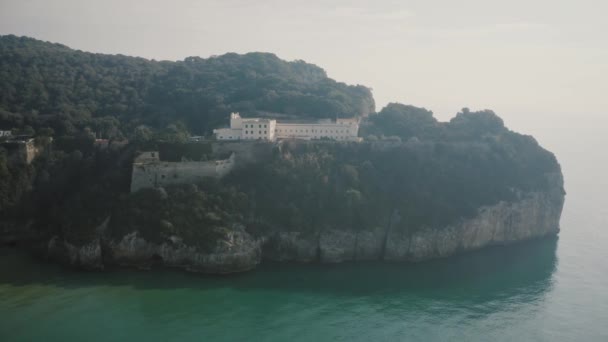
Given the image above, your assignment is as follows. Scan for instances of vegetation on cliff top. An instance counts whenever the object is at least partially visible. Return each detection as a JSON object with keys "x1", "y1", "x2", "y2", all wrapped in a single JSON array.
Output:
[
  {"x1": 0, "y1": 35, "x2": 374, "y2": 138},
  {"x1": 0, "y1": 36, "x2": 562, "y2": 247}
]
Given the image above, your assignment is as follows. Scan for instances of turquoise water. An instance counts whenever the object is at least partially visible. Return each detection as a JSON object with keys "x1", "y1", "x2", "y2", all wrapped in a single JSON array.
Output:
[{"x1": 1, "y1": 115, "x2": 608, "y2": 341}]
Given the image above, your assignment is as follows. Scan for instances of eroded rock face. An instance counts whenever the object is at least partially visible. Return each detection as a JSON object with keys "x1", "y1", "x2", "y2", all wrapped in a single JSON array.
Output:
[
  {"x1": 45, "y1": 173, "x2": 565, "y2": 273},
  {"x1": 354, "y1": 227, "x2": 385, "y2": 261},
  {"x1": 319, "y1": 229, "x2": 357, "y2": 263},
  {"x1": 263, "y1": 172, "x2": 565, "y2": 264},
  {"x1": 107, "y1": 227, "x2": 261, "y2": 274},
  {"x1": 262, "y1": 232, "x2": 318, "y2": 262},
  {"x1": 47, "y1": 236, "x2": 104, "y2": 270}
]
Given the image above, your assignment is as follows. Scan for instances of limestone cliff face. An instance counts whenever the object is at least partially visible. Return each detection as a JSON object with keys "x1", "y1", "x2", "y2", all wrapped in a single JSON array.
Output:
[
  {"x1": 106, "y1": 226, "x2": 261, "y2": 274},
  {"x1": 45, "y1": 225, "x2": 261, "y2": 274},
  {"x1": 47, "y1": 236, "x2": 104, "y2": 270},
  {"x1": 263, "y1": 172, "x2": 565, "y2": 264},
  {"x1": 43, "y1": 172, "x2": 564, "y2": 273}
]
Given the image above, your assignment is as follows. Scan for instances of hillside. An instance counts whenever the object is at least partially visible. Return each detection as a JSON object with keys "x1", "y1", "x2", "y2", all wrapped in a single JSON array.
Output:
[
  {"x1": 0, "y1": 35, "x2": 375, "y2": 137},
  {"x1": 0, "y1": 36, "x2": 565, "y2": 273}
]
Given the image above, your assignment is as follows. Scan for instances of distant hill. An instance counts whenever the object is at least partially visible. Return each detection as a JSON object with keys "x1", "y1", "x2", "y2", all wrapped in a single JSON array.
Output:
[{"x1": 0, "y1": 35, "x2": 375, "y2": 136}]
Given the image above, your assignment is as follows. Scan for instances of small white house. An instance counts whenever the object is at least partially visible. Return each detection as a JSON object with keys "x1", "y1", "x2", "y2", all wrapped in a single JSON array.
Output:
[{"x1": 0, "y1": 130, "x2": 12, "y2": 138}]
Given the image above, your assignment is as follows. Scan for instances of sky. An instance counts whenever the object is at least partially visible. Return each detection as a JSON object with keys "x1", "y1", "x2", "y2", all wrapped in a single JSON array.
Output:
[{"x1": 0, "y1": 0, "x2": 607, "y2": 124}]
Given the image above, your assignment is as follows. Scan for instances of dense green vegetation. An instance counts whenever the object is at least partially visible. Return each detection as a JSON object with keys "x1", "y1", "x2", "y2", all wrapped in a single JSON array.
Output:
[
  {"x1": 223, "y1": 121, "x2": 560, "y2": 234},
  {"x1": 0, "y1": 35, "x2": 562, "y2": 248},
  {"x1": 111, "y1": 106, "x2": 560, "y2": 239},
  {"x1": 109, "y1": 121, "x2": 560, "y2": 242},
  {"x1": 110, "y1": 184, "x2": 248, "y2": 251},
  {"x1": 0, "y1": 35, "x2": 374, "y2": 138}
]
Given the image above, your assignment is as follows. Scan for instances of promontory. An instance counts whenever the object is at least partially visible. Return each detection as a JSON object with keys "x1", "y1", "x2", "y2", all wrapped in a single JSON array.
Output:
[{"x1": 0, "y1": 35, "x2": 565, "y2": 273}]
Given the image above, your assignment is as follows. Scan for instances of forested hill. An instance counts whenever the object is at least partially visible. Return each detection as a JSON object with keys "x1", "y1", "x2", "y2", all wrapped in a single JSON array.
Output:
[{"x1": 0, "y1": 35, "x2": 374, "y2": 136}]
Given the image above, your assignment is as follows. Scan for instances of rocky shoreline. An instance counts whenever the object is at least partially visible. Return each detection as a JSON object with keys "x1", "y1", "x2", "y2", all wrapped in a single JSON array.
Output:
[{"x1": 15, "y1": 171, "x2": 563, "y2": 274}]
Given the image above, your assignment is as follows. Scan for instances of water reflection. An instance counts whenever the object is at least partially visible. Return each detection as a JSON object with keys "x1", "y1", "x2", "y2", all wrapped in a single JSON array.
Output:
[{"x1": 0, "y1": 238, "x2": 560, "y2": 341}]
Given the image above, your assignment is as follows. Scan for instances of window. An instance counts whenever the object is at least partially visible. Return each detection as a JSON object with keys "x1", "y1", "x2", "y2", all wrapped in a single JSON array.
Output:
[
  {"x1": 245, "y1": 131, "x2": 248, "y2": 134},
  {"x1": 264, "y1": 131, "x2": 267, "y2": 134},
  {"x1": 259, "y1": 131, "x2": 262, "y2": 134},
  {"x1": 264, "y1": 124, "x2": 267, "y2": 128},
  {"x1": 259, "y1": 124, "x2": 262, "y2": 128}
]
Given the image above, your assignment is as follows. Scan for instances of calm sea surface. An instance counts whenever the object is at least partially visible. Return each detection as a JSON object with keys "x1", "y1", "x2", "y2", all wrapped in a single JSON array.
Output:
[{"x1": 1, "y1": 115, "x2": 607, "y2": 341}]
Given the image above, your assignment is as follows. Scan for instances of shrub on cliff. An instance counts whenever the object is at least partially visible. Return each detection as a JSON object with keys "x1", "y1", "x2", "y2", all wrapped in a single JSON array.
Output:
[
  {"x1": 362, "y1": 103, "x2": 439, "y2": 141},
  {"x1": 110, "y1": 183, "x2": 249, "y2": 251}
]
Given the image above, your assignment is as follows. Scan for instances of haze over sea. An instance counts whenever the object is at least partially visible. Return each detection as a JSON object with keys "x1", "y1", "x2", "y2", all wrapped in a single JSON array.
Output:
[{"x1": 0, "y1": 113, "x2": 606, "y2": 341}]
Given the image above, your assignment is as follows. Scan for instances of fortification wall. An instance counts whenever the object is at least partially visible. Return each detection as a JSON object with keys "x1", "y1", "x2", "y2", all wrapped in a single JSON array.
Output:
[
  {"x1": 131, "y1": 142, "x2": 275, "y2": 193},
  {"x1": 1, "y1": 139, "x2": 41, "y2": 165},
  {"x1": 211, "y1": 141, "x2": 274, "y2": 165},
  {"x1": 130, "y1": 153, "x2": 235, "y2": 193}
]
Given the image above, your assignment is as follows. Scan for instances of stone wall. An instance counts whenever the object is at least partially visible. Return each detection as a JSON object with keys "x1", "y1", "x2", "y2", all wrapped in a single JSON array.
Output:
[
  {"x1": 130, "y1": 153, "x2": 235, "y2": 192},
  {"x1": 1, "y1": 138, "x2": 41, "y2": 165},
  {"x1": 211, "y1": 141, "x2": 275, "y2": 165}
]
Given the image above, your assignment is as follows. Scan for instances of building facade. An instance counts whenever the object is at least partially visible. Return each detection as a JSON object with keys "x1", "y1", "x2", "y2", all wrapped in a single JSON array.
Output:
[
  {"x1": 275, "y1": 118, "x2": 359, "y2": 141},
  {"x1": 213, "y1": 113, "x2": 359, "y2": 142},
  {"x1": 213, "y1": 113, "x2": 276, "y2": 141}
]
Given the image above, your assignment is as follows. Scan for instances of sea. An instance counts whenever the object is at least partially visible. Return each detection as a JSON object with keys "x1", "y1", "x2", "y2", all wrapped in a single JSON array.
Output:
[{"x1": 1, "y1": 113, "x2": 607, "y2": 341}]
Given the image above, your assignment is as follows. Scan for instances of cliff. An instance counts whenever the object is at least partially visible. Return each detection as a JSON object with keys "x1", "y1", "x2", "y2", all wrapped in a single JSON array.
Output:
[
  {"x1": 0, "y1": 36, "x2": 566, "y2": 274},
  {"x1": 36, "y1": 111, "x2": 565, "y2": 273},
  {"x1": 47, "y1": 225, "x2": 261, "y2": 274},
  {"x1": 43, "y1": 170, "x2": 563, "y2": 272},
  {"x1": 264, "y1": 172, "x2": 564, "y2": 263}
]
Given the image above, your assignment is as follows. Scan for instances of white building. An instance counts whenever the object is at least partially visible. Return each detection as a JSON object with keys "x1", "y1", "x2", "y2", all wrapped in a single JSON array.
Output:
[
  {"x1": 213, "y1": 113, "x2": 276, "y2": 141},
  {"x1": 0, "y1": 130, "x2": 12, "y2": 138},
  {"x1": 275, "y1": 118, "x2": 359, "y2": 141},
  {"x1": 213, "y1": 113, "x2": 360, "y2": 142}
]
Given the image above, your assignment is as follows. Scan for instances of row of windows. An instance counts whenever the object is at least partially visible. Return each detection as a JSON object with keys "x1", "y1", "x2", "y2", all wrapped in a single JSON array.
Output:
[
  {"x1": 275, "y1": 128, "x2": 351, "y2": 134},
  {"x1": 218, "y1": 135, "x2": 352, "y2": 141},
  {"x1": 244, "y1": 124, "x2": 267, "y2": 128},
  {"x1": 245, "y1": 130, "x2": 267, "y2": 135}
]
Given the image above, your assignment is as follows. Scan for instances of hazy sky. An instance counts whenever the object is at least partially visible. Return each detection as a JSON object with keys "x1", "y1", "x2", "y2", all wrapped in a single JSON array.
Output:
[{"x1": 1, "y1": 0, "x2": 607, "y2": 123}]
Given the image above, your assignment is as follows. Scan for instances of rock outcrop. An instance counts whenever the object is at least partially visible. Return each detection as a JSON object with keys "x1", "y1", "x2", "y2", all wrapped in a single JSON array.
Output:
[
  {"x1": 262, "y1": 172, "x2": 565, "y2": 264},
  {"x1": 42, "y1": 172, "x2": 564, "y2": 273},
  {"x1": 107, "y1": 227, "x2": 261, "y2": 274},
  {"x1": 47, "y1": 236, "x2": 104, "y2": 270},
  {"x1": 262, "y1": 231, "x2": 319, "y2": 262}
]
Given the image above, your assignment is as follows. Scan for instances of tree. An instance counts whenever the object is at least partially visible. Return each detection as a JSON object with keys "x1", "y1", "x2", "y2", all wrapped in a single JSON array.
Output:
[
  {"x1": 0, "y1": 148, "x2": 10, "y2": 211},
  {"x1": 363, "y1": 103, "x2": 438, "y2": 140},
  {"x1": 132, "y1": 125, "x2": 153, "y2": 143}
]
